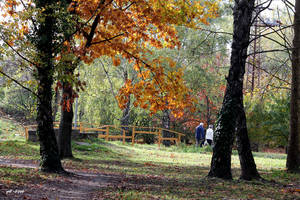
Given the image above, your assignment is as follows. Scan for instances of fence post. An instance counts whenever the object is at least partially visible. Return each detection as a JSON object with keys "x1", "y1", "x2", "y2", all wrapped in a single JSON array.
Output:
[
  {"x1": 178, "y1": 135, "x2": 181, "y2": 145},
  {"x1": 79, "y1": 122, "x2": 83, "y2": 133},
  {"x1": 25, "y1": 127, "x2": 28, "y2": 141},
  {"x1": 132, "y1": 126, "x2": 135, "y2": 145},
  {"x1": 158, "y1": 128, "x2": 162, "y2": 147},
  {"x1": 105, "y1": 126, "x2": 109, "y2": 141}
]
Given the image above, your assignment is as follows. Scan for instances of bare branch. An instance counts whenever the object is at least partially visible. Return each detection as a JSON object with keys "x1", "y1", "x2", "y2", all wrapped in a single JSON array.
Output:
[
  {"x1": 246, "y1": 58, "x2": 291, "y2": 85},
  {"x1": 0, "y1": 70, "x2": 39, "y2": 98},
  {"x1": 195, "y1": 28, "x2": 233, "y2": 36},
  {"x1": 247, "y1": 48, "x2": 291, "y2": 56},
  {"x1": 251, "y1": 0, "x2": 273, "y2": 26},
  {"x1": 249, "y1": 24, "x2": 293, "y2": 43},
  {"x1": 99, "y1": 59, "x2": 118, "y2": 99}
]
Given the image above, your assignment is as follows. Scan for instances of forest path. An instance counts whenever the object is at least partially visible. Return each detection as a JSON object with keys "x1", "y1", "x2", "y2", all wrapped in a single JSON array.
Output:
[{"x1": 0, "y1": 157, "x2": 121, "y2": 200}]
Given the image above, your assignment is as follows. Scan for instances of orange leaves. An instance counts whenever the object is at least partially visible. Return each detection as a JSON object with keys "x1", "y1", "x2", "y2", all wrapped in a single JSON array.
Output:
[
  {"x1": 5, "y1": 0, "x2": 19, "y2": 15},
  {"x1": 62, "y1": 99, "x2": 72, "y2": 112},
  {"x1": 112, "y1": 57, "x2": 121, "y2": 66},
  {"x1": 117, "y1": 57, "x2": 195, "y2": 118},
  {"x1": 0, "y1": 0, "x2": 219, "y2": 119},
  {"x1": 137, "y1": 70, "x2": 150, "y2": 79},
  {"x1": 72, "y1": 0, "x2": 219, "y2": 66},
  {"x1": 116, "y1": 80, "x2": 133, "y2": 110}
]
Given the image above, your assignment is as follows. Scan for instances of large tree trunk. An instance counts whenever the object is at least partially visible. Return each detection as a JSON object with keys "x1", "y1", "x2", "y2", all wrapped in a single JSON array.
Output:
[
  {"x1": 35, "y1": 0, "x2": 64, "y2": 173},
  {"x1": 58, "y1": 82, "x2": 74, "y2": 159},
  {"x1": 287, "y1": 0, "x2": 300, "y2": 172},
  {"x1": 208, "y1": 0, "x2": 255, "y2": 179},
  {"x1": 236, "y1": 106, "x2": 260, "y2": 180}
]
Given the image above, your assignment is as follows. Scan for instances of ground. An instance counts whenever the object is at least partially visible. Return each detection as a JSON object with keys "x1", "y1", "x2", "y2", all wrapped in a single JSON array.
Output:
[
  {"x1": 0, "y1": 112, "x2": 300, "y2": 199},
  {"x1": 0, "y1": 159, "x2": 118, "y2": 200},
  {"x1": 0, "y1": 140, "x2": 300, "y2": 200}
]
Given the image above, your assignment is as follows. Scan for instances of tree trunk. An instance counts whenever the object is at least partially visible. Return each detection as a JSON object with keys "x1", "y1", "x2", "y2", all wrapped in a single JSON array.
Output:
[
  {"x1": 58, "y1": 82, "x2": 74, "y2": 159},
  {"x1": 208, "y1": 0, "x2": 255, "y2": 179},
  {"x1": 287, "y1": 0, "x2": 300, "y2": 172},
  {"x1": 52, "y1": 90, "x2": 60, "y2": 122},
  {"x1": 205, "y1": 95, "x2": 211, "y2": 126},
  {"x1": 35, "y1": 0, "x2": 64, "y2": 173},
  {"x1": 121, "y1": 96, "x2": 131, "y2": 142},
  {"x1": 162, "y1": 109, "x2": 171, "y2": 146},
  {"x1": 236, "y1": 106, "x2": 260, "y2": 180}
]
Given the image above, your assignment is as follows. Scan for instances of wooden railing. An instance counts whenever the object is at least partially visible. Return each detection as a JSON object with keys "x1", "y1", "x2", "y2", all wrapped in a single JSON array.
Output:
[{"x1": 24, "y1": 122, "x2": 185, "y2": 146}]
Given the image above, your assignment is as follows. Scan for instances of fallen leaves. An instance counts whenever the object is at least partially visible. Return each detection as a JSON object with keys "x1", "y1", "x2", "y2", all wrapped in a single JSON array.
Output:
[
  {"x1": 144, "y1": 162, "x2": 157, "y2": 167},
  {"x1": 282, "y1": 188, "x2": 300, "y2": 193}
]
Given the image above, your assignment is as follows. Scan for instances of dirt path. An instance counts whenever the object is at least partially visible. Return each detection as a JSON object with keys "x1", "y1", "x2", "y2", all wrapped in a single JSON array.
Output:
[{"x1": 0, "y1": 158, "x2": 121, "y2": 200}]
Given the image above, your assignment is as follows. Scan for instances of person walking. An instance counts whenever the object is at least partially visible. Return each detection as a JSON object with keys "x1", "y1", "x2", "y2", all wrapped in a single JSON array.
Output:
[
  {"x1": 205, "y1": 125, "x2": 214, "y2": 146},
  {"x1": 195, "y1": 123, "x2": 205, "y2": 147}
]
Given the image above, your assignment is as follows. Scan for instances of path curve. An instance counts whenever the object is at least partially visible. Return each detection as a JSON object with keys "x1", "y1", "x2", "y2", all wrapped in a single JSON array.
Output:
[{"x1": 0, "y1": 157, "x2": 120, "y2": 200}]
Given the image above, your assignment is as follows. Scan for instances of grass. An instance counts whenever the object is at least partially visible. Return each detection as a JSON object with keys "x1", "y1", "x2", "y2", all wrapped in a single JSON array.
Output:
[
  {"x1": 0, "y1": 137, "x2": 300, "y2": 199},
  {"x1": 0, "y1": 118, "x2": 25, "y2": 141},
  {"x1": 0, "y1": 140, "x2": 39, "y2": 159}
]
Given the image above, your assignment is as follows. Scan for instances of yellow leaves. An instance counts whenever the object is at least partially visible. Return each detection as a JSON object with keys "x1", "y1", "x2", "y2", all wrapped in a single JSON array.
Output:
[
  {"x1": 26, "y1": 80, "x2": 37, "y2": 87},
  {"x1": 137, "y1": 70, "x2": 150, "y2": 79},
  {"x1": 133, "y1": 63, "x2": 140, "y2": 71},
  {"x1": 21, "y1": 25, "x2": 29, "y2": 35}
]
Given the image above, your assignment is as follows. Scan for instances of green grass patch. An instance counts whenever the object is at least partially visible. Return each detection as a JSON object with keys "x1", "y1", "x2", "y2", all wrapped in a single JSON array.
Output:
[
  {"x1": 0, "y1": 167, "x2": 39, "y2": 184},
  {"x1": 0, "y1": 140, "x2": 39, "y2": 159},
  {"x1": 0, "y1": 139, "x2": 299, "y2": 199},
  {"x1": 0, "y1": 118, "x2": 24, "y2": 141}
]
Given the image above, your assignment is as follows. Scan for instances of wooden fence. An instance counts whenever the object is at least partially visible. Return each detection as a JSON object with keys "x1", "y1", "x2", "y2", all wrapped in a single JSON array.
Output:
[{"x1": 24, "y1": 122, "x2": 185, "y2": 146}]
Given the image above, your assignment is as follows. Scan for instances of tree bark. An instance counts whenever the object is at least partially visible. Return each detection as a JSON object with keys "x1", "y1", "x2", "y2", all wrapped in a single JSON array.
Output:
[
  {"x1": 52, "y1": 90, "x2": 60, "y2": 122},
  {"x1": 162, "y1": 109, "x2": 171, "y2": 146},
  {"x1": 208, "y1": 0, "x2": 255, "y2": 179},
  {"x1": 35, "y1": 0, "x2": 64, "y2": 173},
  {"x1": 286, "y1": 0, "x2": 300, "y2": 172},
  {"x1": 58, "y1": 82, "x2": 74, "y2": 159},
  {"x1": 121, "y1": 96, "x2": 131, "y2": 141},
  {"x1": 236, "y1": 106, "x2": 260, "y2": 180},
  {"x1": 205, "y1": 95, "x2": 211, "y2": 126}
]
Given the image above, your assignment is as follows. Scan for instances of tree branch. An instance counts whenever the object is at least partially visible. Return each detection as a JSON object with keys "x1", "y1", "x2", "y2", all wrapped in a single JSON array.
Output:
[
  {"x1": 0, "y1": 70, "x2": 39, "y2": 98},
  {"x1": 247, "y1": 48, "x2": 291, "y2": 56},
  {"x1": 0, "y1": 35, "x2": 37, "y2": 67},
  {"x1": 251, "y1": 0, "x2": 273, "y2": 26},
  {"x1": 195, "y1": 28, "x2": 233, "y2": 36},
  {"x1": 90, "y1": 33, "x2": 124, "y2": 45},
  {"x1": 122, "y1": 2, "x2": 136, "y2": 11}
]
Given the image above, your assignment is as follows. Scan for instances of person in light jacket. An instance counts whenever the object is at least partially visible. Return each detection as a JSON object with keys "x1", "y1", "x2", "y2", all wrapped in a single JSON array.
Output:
[{"x1": 205, "y1": 125, "x2": 214, "y2": 146}]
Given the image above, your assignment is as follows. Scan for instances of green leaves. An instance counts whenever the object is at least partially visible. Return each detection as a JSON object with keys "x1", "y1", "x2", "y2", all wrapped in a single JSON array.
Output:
[{"x1": 245, "y1": 91, "x2": 290, "y2": 147}]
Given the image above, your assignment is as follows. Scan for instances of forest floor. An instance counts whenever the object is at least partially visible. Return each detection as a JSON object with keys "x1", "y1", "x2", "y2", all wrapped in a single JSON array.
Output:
[{"x1": 0, "y1": 116, "x2": 300, "y2": 199}]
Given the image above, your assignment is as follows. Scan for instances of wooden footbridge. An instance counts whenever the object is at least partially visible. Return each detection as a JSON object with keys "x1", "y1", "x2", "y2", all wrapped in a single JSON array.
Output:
[{"x1": 24, "y1": 122, "x2": 185, "y2": 146}]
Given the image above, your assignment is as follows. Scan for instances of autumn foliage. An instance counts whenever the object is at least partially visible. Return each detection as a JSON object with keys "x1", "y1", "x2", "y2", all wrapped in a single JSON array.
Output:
[{"x1": 0, "y1": 0, "x2": 219, "y2": 117}]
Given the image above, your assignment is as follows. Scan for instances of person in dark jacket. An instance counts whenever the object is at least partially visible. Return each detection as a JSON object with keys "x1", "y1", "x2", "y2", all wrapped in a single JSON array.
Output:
[{"x1": 195, "y1": 122, "x2": 205, "y2": 147}]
